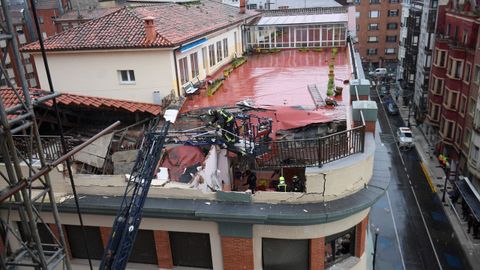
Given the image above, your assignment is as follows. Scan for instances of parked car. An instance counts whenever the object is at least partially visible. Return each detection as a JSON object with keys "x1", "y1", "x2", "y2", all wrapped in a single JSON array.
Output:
[
  {"x1": 369, "y1": 68, "x2": 388, "y2": 77},
  {"x1": 387, "y1": 102, "x2": 399, "y2": 115},
  {"x1": 397, "y1": 127, "x2": 413, "y2": 148},
  {"x1": 379, "y1": 85, "x2": 389, "y2": 97}
]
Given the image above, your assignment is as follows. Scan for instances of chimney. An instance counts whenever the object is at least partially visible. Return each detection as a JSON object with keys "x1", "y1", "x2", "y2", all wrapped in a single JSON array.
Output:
[
  {"x1": 143, "y1": 17, "x2": 156, "y2": 44},
  {"x1": 239, "y1": 0, "x2": 246, "y2": 14}
]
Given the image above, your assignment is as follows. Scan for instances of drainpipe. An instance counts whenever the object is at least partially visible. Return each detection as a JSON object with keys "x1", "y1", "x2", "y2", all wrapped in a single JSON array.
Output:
[{"x1": 173, "y1": 48, "x2": 181, "y2": 97}]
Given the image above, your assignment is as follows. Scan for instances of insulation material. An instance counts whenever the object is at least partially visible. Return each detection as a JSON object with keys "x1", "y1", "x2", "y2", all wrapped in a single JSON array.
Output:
[{"x1": 196, "y1": 146, "x2": 230, "y2": 192}]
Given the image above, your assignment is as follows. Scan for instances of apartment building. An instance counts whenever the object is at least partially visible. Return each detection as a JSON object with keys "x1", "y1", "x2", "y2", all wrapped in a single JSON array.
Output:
[
  {"x1": 412, "y1": 0, "x2": 446, "y2": 121},
  {"x1": 3, "y1": 4, "x2": 384, "y2": 269},
  {"x1": 354, "y1": 0, "x2": 401, "y2": 72},
  {"x1": 426, "y1": 0, "x2": 480, "y2": 176}
]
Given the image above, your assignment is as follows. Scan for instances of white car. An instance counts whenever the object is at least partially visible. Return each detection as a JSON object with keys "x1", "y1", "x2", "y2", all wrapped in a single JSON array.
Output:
[
  {"x1": 397, "y1": 127, "x2": 414, "y2": 148},
  {"x1": 369, "y1": 68, "x2": 388, "y2": 77}
]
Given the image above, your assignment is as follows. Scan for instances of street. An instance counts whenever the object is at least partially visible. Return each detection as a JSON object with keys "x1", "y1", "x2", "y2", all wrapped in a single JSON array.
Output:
[{"x1": 369, "y1": 86, "x2": 471, "y2": 270}]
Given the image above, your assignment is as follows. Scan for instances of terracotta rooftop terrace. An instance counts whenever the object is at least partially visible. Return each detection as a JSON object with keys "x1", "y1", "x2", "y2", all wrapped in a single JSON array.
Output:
[{"x1": 182, "y1": 48, "x2": 352, "y2": 130}]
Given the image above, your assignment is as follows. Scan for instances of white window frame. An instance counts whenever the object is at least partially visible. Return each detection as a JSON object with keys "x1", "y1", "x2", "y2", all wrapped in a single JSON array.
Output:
[
  {"x1": 446, "y1": 57, "x2": 464, "y2": 80},
  {"x1": 464, "y1": 128, "x2": 471, "y2": 148},
  {"x1": 367, "y1": 36, "x2": 378, "y2": 43},
  {"x1": 118, "y1": 70, "x2": 135, "y2": 85},
  {"x1": 455, "y1": 124, "x2": 462, "y2": 147},
  {"x1": 469, "y1": 97, "x2": 476, "y2": 116},
  {"x1": 434, "y1": 49, "x2": 447, "y2": 67},
  {"x1": 385, "y1": 48, "x2": 395, "y2": 55},
  {"x1": 178, "y1": 57, "x2": 189, "y2": 85},
  {"x1": 443, "y1": 87, "x2": 459, "y2": 110},
  {"x1": 474, "y1": 65, "x2": 480, "y2": 85},
  {"x1": 459, "y1": 95, "x2": 467, "y2": 117},
  {"x1": 464, "y1": 62, "x2": 472, "y2": 83},
  {"x1": 369, "y1": 10, "x2": 380, "y2": 18}
]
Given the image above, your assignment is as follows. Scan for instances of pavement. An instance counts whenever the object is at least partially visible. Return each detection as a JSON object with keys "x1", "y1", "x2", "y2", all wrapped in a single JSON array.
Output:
[{"x1": 386, "y1": 80, "x2": 480, "y2": 268}]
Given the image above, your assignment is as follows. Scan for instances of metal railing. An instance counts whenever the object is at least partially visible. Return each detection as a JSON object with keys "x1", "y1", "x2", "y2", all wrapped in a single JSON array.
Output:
[
  {"x1": 12, "y1": 135, "x2": 74, "y2": 161},
  {"x1": 256, "y1": 126, "x2": 365, "y2": 168}
]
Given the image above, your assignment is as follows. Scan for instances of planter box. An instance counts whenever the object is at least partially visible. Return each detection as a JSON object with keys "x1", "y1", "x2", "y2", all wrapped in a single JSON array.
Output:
[
  {"x1": 207, "y1": 80, "x2": 224, "y2": 96},
  {"x1": 232, "y1": 57, "x2": 247, "y2": 69}
]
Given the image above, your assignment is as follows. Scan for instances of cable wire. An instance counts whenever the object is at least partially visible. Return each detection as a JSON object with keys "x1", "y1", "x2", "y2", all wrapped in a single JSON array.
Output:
[{"x1": 27, "y1": 1, "x2": 93, "y2": 269}]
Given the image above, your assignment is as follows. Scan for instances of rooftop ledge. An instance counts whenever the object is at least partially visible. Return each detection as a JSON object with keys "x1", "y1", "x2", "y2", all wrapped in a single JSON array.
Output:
[{"x1": 0, "y1": 133, "x2": 384, "y2": 225}]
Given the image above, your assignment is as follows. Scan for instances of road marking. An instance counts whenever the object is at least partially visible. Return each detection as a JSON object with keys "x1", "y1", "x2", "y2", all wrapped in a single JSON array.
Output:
[
  {"x1": 410, "y1": 185, "x2": 443, "y2": 269},
  {"x1": 421, "y1": 162, "x2": 437, "y2": 193},
  {"x1": 386, "y1": 190, "x2": 407, "y2": 270},
  {"x1": 376, "y1": 88, "x2": 443, "y2": 270}
]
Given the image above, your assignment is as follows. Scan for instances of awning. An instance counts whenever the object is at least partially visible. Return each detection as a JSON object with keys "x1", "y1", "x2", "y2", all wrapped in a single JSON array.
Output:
[
  {"x1": 256, "y1": 13, "x2": 348, "y2": 26},
  {"x1": 180, "y1": 38, "x2": 207, "y2": 53},
  {"x1": 455, "y1": 179, "x2": 480, "y2": 222}
]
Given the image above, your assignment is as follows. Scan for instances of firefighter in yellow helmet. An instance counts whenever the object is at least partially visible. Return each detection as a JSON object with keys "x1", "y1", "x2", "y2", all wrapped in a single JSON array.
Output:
[
  {"x1": 208, "y1": 109, "x2": 237, "y2": 145},
  {"x1": 277, "y1": 176, "x2": 287, "y2": 192}
]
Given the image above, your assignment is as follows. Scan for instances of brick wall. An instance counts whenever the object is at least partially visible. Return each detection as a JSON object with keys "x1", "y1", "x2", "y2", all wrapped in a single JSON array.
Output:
[
  {"x1": 310, "y1": 237, "x2": 325, "y2": 270},
  {"x1": 221, "y1": 236, "x2": 254, "y2": 270},
  {"x1": 154, "y1": 230, "x2": 173, "y2": 269},
  {"x1": 49, "y1": 224, "x2": 72, "y2": 259},
  {"x1": 355, "y1": 216, "x2": 369, "y2": 257},
  {"x1": 99, "y1": 227, "x2": 112, "y2": 248}
]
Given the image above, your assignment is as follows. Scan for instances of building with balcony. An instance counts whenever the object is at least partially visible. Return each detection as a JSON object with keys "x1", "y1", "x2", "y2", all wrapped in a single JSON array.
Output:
[
  {"x1": 426, "y1": 0, "x2": 480, "y2": 175},
  {"x1": 411, "y1": 0, "x2": 447, "y2": 121},
  {"x1": 1, "y1": 4, "x2": 384, "y2": 270},
  {"x1": 398, "y1": 0, "x2": 422, "y2": 97},
  {"x1": 354, "y1": 0, "x2": 401, "y2": 72}
]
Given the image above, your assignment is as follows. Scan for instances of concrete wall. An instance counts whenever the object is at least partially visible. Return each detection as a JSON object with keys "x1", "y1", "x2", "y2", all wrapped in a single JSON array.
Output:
[{"x1": 34, "y1": 49, "x2": 176, "y2": 103}]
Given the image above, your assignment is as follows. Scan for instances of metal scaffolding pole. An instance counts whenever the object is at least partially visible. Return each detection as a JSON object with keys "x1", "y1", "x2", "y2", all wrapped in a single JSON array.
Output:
[{"x1": 0, "y1": 0, "x2": 71, "y2": 268}]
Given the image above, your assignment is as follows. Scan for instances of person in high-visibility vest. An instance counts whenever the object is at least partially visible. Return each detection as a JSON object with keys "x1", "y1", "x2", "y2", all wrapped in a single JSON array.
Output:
[
  {"x1": 277, "y1": 176, "x2": 287, "y2": 192},
  {"x1": 208, "y1": 109, "x2": 237, "y2": 144}
]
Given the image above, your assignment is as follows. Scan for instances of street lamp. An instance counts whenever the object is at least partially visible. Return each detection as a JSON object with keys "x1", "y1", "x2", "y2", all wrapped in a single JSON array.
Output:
[{"x1": 373, "y1": 227, "x2": 380, "y2": 270}]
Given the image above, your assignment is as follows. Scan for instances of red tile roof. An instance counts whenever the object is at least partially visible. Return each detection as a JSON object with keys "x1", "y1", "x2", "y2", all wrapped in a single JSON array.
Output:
[
  {"x1": 22, "y1": 1, "x2": 259, "y2": 52},
  {"x1": 1, "y1": 88, "x2": 162, "y2": 117}
]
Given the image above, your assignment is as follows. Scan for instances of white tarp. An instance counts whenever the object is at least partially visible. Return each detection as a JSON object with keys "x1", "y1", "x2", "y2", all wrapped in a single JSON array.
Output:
[{"x1": 257, "y1": 13, "x2": 348, "y2": 26}]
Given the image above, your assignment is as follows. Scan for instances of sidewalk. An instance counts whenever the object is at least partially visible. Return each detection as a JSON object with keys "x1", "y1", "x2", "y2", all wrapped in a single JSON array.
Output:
[{"x1": 389, "y1": 82, "x2": 480, "y2": 269}]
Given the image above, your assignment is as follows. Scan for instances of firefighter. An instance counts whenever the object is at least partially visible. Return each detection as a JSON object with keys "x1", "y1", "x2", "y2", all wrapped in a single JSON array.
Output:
[
  {"x1": 208, "y1": 109, "x2": 237, "y2": 144},
  {"x1": 277, "y1": 176, "x2": 287, "y2": 192}
]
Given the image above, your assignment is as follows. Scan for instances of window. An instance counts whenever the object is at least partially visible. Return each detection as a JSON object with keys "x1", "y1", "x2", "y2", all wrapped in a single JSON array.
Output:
[
  {"x1": 65, "y1": 225, "x2": 104, "y2": 259},
  {"x1": 443, "y1": 119, "x2": 455, "y2": 140},
  {"x1": 446, "y1": 24, "x2": 451, "y2": 36},
  {"x1": 263, "y1": 238, "x2": 309, "y2": 269},
  {"x1": 474, "y1": 65, "x2": 480, "y2": 84},
  {"x1": 223, "y1": 38, "x2": 228, "y2": 58},
  {"x1": 368, "y1": 23, "x2": 379, "y2": 30},
  {"x1": 354, "y1": 0, "x2": 360, "y2": 4},
  {"x1": 430, "y1": 103, "x2": 440, "y2": 121},
  {"x1": 387, "y1": 23, "x2": 398, "y2": 30},
  {"x1": 247, "y1": 4, "x2": 257, "y2": 9},
  {"x1": 208, "y1": 44, "x2": 216, "y2": 67},
  {"x1": 234, "y1": 32, "x2": 238, "y2": 54},
  {"x1": 118, "y1": 70, "x2": 135, "y2": 84},
  {"x1": 444, "y1": 88, "x2": 459, "y2": 110},
  {"x1": 471, "y1": 145, "x2": 479, "y2": 164},
  {"x1": 367, "y1": 48, "x2": 377, "y2": 55},
  {"x1": 216, "y1": 41, "x2": 223, "y2": 62},
  {"x1": 464, "y1": 62, "x2": 472, "y2": 83},
  {"x1": 202, "y1": 47, "x2": 207, "y2": 69},
  {"x1": 38, "y1": 16, "x2": 44, "y2": 24},
  {"x1": 389, "y1": 0, "x2": 399, "y2": 2},
  {"x1": 447, "y1": 57, "x2": 464, "y2": 79},
  {"x1": 190, "y1": 52, "x2": 199, "y2": 79},
  {"x1": 178, "y1": 57, "x2": 189, "y2": 85},
  {"x1": 464, "y1": 128, "x2": 471, "y2": 147},
  {"x1": 469, "y1": 97, "x2": 476, "y2": 116},
  {"x1": 325, "y1": 227, "x2": 355, "y2": 267},
  {"x1": 385, "y1": 48, "x2": 395, "y2": 55},
  {"x1": 370, "y1": 0, "x2": 380, "y2": 3},
  {"x1": 455, "y1": 125, "x2": 462, "y2": 146},
  {"x1": 356, "y1": 24, "x2": 360, "y2": 31},
  {"x1": 356, "y1": 12, "x2": 360, "y2": 18},
  {"x1": 459, "y1": 95, "x2": 467, "y2": 116},
  {"x1": 169, "y1": 232, "x2": 213, "y2": 268},
  {"x1": 369, "y1": 11, "x2": 380, "y2": 18},
  {"x1": 388, "y1": 10, "x2": 399, "y2": 17},
  {"x1": 368, "y1": 36, "x2": 378, "y2": 43},
  {"x1": 434, "y1": 50, "x2": 447, "y2": 67},
  {"x1": 129, "y1": 230, "x2": 158, "y2": 264},
  {"x1": 463, "y1": 31, "x2": 468, "y2": 44},
  {"x1": 386, "y1": 35, "x2": 397, "y2": 42}
]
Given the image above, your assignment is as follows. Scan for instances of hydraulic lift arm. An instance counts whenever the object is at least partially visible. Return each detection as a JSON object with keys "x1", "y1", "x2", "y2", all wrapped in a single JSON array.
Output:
[{"x1": 99, "y1": 109, "x2": 178, "y2": 270}]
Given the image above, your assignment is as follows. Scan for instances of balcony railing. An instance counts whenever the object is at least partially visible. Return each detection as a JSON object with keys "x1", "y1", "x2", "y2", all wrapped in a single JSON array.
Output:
[
  {"x1": 256, "y1": 126, "x2": 365, "y2": 169},
  {"x1": 12, "y1": 135, "x2": 74, "y2": 161}
]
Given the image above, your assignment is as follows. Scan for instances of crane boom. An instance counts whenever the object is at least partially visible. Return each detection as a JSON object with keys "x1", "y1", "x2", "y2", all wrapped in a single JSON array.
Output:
[{"x1": 100, "y1": 109, "x2": 178, "y2": 269}]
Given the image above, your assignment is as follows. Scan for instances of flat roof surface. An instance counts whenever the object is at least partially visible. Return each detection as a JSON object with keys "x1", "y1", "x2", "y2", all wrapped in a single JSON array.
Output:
[
  {"x1": 257, "y1": 13, "x2": 348, "y2": 26},
  {"x1": 183, "y1": 48, "x2": 351, "y2": 130}
]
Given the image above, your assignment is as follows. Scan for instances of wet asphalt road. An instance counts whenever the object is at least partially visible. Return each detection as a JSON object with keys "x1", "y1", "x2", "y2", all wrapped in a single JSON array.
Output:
[{"x1": 369, "y1": 90, "x2": 471, "y2": 270}]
